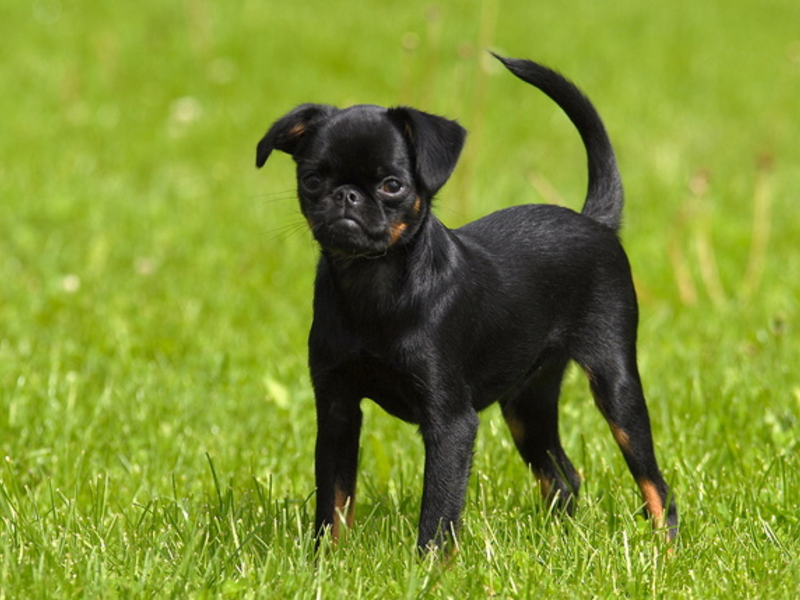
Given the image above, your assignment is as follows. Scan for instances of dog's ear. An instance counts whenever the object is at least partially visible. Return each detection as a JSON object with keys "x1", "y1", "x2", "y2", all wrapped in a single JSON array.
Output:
[
  {"x1": 256, "y1": 104, "x2": 336, "y2": 168},
  {"x1": 387, "y1": 107, "x2": 466, "y2": 196}
]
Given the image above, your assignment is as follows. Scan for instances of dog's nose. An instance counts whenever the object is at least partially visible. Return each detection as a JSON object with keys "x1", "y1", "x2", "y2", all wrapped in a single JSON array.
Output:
[{"x1": 333, "y1": 186, "x2": 362, "y2": 208}]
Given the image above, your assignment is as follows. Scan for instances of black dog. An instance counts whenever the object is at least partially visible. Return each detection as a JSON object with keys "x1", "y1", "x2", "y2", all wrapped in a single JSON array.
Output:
[{"x1": 256, "y1": 55, "x2": 677, "y2": 551}]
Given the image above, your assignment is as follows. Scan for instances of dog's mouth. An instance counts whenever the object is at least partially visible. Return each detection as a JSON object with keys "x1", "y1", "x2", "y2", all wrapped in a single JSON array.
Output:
[
  {"x1": 328, "y1": 216, "x2": 363, "y2": 233},
  {"x1": 310, "y1": 216, "x2": 390, "y2": 257}
]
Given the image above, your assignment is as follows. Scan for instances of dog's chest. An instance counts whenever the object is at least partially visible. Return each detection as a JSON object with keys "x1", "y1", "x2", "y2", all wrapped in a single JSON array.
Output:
[{"x1": 347, "y1": 352, "x2": 425, "y2": 423}]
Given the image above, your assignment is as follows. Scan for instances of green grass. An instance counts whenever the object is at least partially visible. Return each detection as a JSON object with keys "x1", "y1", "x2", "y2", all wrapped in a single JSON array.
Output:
[{"x1": 1, "y1": 0, "x2": 799, "y2": 597}]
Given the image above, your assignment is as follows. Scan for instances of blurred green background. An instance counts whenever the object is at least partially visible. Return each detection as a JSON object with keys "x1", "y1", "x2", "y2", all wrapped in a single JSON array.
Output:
[{"x1": 1, "y1": 0, "x2": 799, "y2": 596}]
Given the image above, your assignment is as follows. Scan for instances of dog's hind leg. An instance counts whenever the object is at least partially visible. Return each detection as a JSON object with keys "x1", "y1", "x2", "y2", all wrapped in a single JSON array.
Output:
[
  {"x1": 501, "y1": 357, "x2": 581, "y2": 513},
  {"x1": 580, "y1": 352, "x2": 678, "y2": 540}
]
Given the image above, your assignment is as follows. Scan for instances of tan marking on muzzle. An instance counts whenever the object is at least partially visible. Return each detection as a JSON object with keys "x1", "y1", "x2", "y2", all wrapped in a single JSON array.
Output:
[{"x1": 389, "y1": 221, "x2": 408, "y2": 245}]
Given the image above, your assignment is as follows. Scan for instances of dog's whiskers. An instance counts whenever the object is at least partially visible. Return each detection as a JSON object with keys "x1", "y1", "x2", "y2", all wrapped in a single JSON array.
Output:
[
  {"x1": 251, "y1": 189, "x2": 297, "y2": 205},
  {"x1": 264, "y1": 219, "x2": 310, "y2": 243}
]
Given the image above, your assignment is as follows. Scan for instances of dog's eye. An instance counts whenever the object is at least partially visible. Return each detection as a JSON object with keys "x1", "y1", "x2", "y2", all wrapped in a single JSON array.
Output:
[
  {"x1": 301, "y1": 174, "x2": 323, "y2": 191},
  {"x1": 380, "y1": 178, "x2": 404, "y2": 195}
]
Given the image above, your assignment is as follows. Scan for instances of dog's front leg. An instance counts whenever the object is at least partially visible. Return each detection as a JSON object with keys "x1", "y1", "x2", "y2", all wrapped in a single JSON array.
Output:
[
  {"x1": 314, "y1": 395, "x2": 362, "y2": 545},
  {"x1": 417, "y1": 408, "x2": 479, "y2": 551}
]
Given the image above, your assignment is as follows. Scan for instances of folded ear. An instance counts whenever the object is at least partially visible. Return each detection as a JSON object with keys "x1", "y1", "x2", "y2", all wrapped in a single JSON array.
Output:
[
  {"x1": 387, "y1": 107, "x2": 467, "y2": 196},
  {"x1": 256, "y1": 104, "x2": 336, "y2": 168}
]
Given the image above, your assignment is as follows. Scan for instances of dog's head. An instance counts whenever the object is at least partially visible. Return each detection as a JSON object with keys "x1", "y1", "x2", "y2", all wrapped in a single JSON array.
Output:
[{"x1": 256, "y1": 103, "x2": 466, "y2": 257}]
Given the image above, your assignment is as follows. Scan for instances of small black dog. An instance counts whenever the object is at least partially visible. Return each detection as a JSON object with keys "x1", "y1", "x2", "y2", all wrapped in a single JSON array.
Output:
[{"x1": 256, "y1": 55, "x2": 677, "y2": 550}]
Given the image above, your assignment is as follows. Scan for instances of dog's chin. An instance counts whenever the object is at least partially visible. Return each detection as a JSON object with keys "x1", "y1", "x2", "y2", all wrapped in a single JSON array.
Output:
[{"x1": 314, "y1": 218, "x2": 390, "y2": 258}]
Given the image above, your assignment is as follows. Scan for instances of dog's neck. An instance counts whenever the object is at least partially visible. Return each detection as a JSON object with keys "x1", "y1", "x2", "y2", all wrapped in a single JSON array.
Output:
[{"x1": 318, "y1": 214, "x2": 462, "y2": 325}]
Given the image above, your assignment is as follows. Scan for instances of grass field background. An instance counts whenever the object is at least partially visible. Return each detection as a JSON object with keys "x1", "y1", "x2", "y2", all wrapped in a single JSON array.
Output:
[{"x1": 1, "y1": 0, "x2": 799, "y2": 597}]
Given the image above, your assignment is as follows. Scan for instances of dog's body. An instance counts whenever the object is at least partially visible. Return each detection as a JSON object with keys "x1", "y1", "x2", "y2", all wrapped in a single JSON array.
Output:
[{"x1": 257, "y1": 56, "x2": 677, "y2": 550}]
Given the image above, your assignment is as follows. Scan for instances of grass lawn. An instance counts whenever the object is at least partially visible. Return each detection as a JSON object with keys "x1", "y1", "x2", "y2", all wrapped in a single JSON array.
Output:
[{"x1": 1, "y1": 0, "x2": 799, "y2": 597}]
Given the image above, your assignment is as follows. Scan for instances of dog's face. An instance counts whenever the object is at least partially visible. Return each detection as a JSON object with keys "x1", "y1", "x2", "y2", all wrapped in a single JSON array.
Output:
[{"x1": 257, "y1": 103, "x2": 466, "y2": 257}]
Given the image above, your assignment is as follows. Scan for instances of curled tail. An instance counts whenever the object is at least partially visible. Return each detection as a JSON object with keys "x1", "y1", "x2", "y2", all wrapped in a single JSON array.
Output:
[{"x1": 494, "y1": 54, "x2": 624, "y2": 232}]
